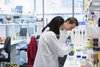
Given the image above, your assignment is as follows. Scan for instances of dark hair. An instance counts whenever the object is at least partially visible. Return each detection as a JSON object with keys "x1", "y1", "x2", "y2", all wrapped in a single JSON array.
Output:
[
  {"x1": 65, "y1": 17, "x2": 79, "y2": 26},
  {"x1": 42, "y1": 16, "x2": 64, "y2": 39}
]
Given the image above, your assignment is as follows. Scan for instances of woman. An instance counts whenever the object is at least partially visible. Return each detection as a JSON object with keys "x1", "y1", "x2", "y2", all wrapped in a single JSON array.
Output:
[{"x1": 34, "y1": 16, "x2": 78, "y2": 67}]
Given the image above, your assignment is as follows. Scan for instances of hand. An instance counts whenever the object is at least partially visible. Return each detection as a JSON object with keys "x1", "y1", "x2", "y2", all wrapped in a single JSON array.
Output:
[{"x1": 70, "y1": 44, "x2": 74, "y2": 49}]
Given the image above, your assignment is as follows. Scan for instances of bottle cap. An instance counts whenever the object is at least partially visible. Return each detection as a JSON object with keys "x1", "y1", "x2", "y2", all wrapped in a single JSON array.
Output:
[
  {"x1": 82, "y1": 56, "x2": 86, "y2": 59},
  {"x1": 76, "y1": 55, "x2": 81, "y2": 58}
]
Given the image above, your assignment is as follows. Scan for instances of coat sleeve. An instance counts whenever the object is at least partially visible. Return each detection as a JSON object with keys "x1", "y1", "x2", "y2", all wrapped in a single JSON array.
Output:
[{"x1": 45, "y1": 32, "x2": 74, "y2": 57}]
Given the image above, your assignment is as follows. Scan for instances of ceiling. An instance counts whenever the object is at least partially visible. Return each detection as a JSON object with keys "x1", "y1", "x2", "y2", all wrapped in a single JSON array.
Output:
[{"x1": 89, "y1": 0, "x2": 100, "y2": 11}]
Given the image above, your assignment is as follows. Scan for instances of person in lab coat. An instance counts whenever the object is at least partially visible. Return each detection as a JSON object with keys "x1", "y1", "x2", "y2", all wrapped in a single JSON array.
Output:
[
  {"x1": 58, "y1": 18, "x2": 79, "y2": 67},
  {"x1": 58, "y1": 30, "x2": 73, "y2": 67},
  {"x1": 59, "y1": 17, "x2": 79, "y2": 47},
  {"x1": 33, "y1": 16, "x2": 78, "y2": 67}
]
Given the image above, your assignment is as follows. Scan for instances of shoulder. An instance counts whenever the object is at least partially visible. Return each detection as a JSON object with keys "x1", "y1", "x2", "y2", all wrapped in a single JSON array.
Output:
[
  {"x1": 43, "y1": 31, "x2": 56, "y2": 37},
  {"x1": 40, "y1": 31, "x2": 57, "y2": 42}
]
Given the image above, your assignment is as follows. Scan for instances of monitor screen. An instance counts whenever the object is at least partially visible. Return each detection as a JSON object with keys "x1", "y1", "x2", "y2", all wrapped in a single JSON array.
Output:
[
  {"x1": 20, "y1": 28, "x2": 27, "y2": 37},
  {"x1": 0, "y1": 18, "x2": 3, "y2": 23},
  {"x1": 15, "y1": 6, "x2": 23, "y2": 13}
]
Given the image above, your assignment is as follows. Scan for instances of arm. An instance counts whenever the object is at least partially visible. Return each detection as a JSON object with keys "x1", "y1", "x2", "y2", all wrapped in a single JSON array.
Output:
[{"x1": 44, "y1": 32, "x2": 74, "y2": 57}]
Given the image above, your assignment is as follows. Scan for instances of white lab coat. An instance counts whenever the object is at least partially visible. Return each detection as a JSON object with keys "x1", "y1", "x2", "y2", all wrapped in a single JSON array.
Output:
[
  {"x1": 59, "y1": 30, "x2": 71, "y2": 46},
  {"x1": 34, "y1": 31, "x2": 73, "y2": 67}
]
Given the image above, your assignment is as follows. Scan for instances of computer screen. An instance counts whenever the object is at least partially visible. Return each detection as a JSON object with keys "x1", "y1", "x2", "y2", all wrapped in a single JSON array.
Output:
[
  {"x1": 20, "y1": 28, "x2": 27, "y2": 37},
  {"x1": 15, "y1": 6, "x2": 23, "y2": 13},
  {"x1": 0, "y1": 18, "x2": 3, "y2": 23}
]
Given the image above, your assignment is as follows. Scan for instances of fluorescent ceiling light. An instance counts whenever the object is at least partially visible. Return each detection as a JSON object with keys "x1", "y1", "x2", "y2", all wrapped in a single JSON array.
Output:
[{"x1": 92, "y1": 2, "x2": 100, "y2": 6}]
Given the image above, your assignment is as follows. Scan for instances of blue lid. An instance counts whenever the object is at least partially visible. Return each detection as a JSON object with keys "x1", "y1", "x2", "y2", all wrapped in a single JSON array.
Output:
[
  {"x1": 76, "y1": 55, "x2": 81, "y2": 58},
  {"x1": 82, "y1": 56, "x2": 86, "y2": 59},
  {"x1": 77, "y1": 49, "x2": 81, "y2": 52}
]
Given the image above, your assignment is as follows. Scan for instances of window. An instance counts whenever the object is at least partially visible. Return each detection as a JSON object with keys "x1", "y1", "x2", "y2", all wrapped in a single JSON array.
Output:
[{"x1": 74, "y1": 0, "x2": 84, "y2": 13}]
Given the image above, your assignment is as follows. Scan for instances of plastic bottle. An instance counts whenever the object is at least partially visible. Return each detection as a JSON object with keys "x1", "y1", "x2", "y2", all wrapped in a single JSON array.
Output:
[
  {"x1": 75, "y1": 55, "x2": 81, "y2": 67},
  {"x1": 84, "y1": 59, "x2": 93, "y2": 67},
  {"x1": 67, "y1": 51, "x2": 75, "y2": 65},
  {"x1": 81, "y1": 56, "x2": 87, "y2": 67},
  {"x1": 80, "y1": 56, "x2": 93, "y2": 67},
  {"x1": 75, "y1": 49, "x2": 82, "y2": 58}
]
